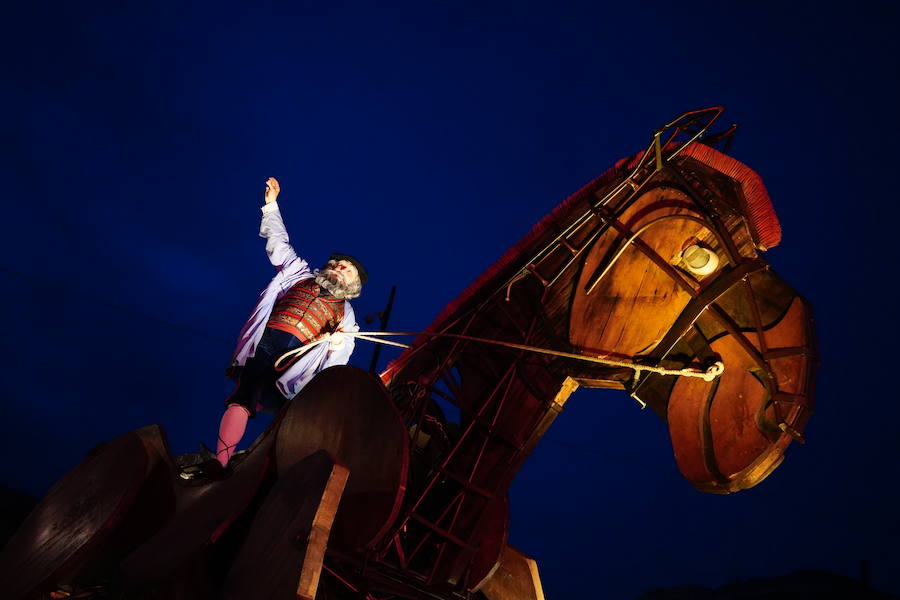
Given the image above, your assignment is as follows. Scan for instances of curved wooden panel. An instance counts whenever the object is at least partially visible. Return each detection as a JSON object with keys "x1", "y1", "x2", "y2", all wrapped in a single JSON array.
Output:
[
  {"x1": 668, "y1": 296, "x2": 816, "y2": 492},
  {"x1": 120, "y1": 428, "x2": 275, "y2": 586},
  {"x1": 0, "y1": 429, "x2": 154, "y2": 598},
  {"x1": 570, "y1": 189, "x2": 709, "y2": 358},
  {"x1": 275, "y1": 365, "x2": 409, "y2": 553},
  {"x1": 707, "y1": 335, "x2": 775, "y2": 476}
]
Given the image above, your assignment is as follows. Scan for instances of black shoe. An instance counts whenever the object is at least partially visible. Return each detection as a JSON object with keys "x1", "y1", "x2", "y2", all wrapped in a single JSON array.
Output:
[
  {"x1": 179, "y1": 457, "x2": 229, "y2": 482},
  {"x1": 176, "y1": 441, "x2": 228, "y2": 481},
  {"x1": 174, "y1": 442, "x2": 217, "y2": 469},
  {"x1": 198, "y1": 441, "x2": 216, "y2": 463}
]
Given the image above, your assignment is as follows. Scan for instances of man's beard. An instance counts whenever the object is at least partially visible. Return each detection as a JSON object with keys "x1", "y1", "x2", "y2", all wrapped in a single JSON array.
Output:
[{"x1": 315, "y1": 269, "x2": 359, "y2": 299}]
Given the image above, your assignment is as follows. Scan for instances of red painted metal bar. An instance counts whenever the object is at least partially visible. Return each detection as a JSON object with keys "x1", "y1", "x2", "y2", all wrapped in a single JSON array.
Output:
[
  {"x1": 410, "y1": 513, "x2": 472, "y2": 549},
  {"x1": 391, "y1": 363, "x2": 517, "y2": 537},
  {"x1": 407, "y1": 492, "x2": 465, "y2": 565}
]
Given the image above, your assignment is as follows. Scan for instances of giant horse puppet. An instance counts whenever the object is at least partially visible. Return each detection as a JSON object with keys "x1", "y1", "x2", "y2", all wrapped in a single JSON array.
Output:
[{"x1": 1, "y1": 107, "x2": 817, "y2": 600}]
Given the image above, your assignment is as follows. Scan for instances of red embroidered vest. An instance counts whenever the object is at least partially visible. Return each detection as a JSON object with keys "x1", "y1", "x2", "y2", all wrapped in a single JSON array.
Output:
[{"x1": 266, "y1": 279, "x2": 345, "y2": 344}]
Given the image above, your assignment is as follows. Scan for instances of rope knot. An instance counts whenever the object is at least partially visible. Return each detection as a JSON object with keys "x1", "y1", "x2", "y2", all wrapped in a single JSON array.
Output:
[{"x1": 701, "y1": 361, "x2": 725, "y2": 382}]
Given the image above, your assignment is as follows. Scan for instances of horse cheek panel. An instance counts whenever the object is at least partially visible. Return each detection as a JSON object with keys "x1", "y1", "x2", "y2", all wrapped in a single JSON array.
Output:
[
  {"x1": 570, "y1": 188, "x2": 712, "y2": 359},
  {"x1": 667, "y1": 289, "x2": 816, "y2": 492}
]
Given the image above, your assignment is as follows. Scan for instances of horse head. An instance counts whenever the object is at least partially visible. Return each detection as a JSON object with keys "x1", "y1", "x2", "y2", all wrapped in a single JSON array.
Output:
[{"x1": 379, "y1": 107, "x2": 817, "y2": 588}]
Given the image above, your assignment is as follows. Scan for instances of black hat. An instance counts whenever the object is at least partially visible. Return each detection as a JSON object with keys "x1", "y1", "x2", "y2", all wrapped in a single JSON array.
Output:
[{"x1": 329, "y1": 253, "x2": 368, "y2": 285}]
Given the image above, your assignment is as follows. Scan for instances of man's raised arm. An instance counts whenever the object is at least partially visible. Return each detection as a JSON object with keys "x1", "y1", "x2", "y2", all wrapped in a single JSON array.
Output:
[{"x1": 259, "y1": 176, "x2": 306, "y2": 272}]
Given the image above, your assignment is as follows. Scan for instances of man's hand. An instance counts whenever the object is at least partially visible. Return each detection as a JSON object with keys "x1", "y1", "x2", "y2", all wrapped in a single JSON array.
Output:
[
  {"x1": 265, "y1": 177, "x2": 280, "y2": 204},
  {"x1": 329, "y1": 331, "x2": 345, "y2": 347}
]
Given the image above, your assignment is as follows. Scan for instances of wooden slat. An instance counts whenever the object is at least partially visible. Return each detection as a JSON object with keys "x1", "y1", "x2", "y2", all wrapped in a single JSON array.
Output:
[
  {"x1": 296, "y1": 460, "x2": 350, "y2": 600},
  {"x1": 223, "y1": 450, "x2": 349, "y2": 600},
  {"x1": 477, "y1": 544, "x2": 545, "y2": 600}
]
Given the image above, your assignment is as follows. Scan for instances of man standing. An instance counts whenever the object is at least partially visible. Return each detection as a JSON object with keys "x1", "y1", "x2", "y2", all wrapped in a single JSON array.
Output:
[{"x1": 215, "y1": 177, "x2": 366, "y2": 466}]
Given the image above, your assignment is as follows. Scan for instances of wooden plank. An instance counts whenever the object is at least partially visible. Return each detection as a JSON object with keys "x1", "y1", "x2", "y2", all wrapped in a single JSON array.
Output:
[
  {"x1": 477, "y1": 544, "x2": 545, "y2": 600},
  {"x1": 296, "y1": 460, "x2": 349, "y2": 600},
  {"x1": 223, "y1": 450, "x2": 348, "y2": 600}
]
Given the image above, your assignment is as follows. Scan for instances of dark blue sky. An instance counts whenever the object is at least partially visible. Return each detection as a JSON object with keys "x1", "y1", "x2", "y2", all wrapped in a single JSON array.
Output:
[{"x1": 2, "y1": 2, "x2": 899, "y2": 598}]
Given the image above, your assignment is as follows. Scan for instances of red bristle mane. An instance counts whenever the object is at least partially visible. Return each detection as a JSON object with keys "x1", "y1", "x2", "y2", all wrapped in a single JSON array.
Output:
[{"x1": 681, "y1": 143, "x2": 782, "y2": 250}]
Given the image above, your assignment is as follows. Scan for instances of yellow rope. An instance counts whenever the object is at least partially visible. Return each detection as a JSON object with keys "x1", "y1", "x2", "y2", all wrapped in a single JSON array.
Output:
[{"x1": 274, "y1": 330, "x2": 724, "y2": 382}]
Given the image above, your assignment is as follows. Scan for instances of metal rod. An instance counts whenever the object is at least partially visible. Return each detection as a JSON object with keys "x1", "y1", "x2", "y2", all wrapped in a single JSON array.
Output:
[{"x1": 369, "y1": 285, "x2": 397, "y2": 373}]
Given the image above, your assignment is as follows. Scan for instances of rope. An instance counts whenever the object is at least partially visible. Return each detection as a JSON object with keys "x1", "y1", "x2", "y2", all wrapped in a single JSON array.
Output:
[{"x1": 273, "y1": 330, "x2": 724, "y2": 382}]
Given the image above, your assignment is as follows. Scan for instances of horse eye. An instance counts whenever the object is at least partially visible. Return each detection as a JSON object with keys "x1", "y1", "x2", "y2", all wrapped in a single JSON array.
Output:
[{"x1": 682, "y1": 244, "x2": 719, "y2": 276}]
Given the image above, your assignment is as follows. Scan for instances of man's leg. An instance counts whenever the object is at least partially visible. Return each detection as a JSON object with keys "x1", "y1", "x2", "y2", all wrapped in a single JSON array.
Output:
[
  {"x1": 216, "y1": 403, "x2": 251, "y2": 467},
  {"x1": 215, "y1": 328, "x2": 300, "y2": 466},
  {"x1": 216, "y1": 354, "x2": 269, "y2": 467}
]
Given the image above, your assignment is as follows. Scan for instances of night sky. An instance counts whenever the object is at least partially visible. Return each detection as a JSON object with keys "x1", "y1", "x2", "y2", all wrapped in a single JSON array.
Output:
[{"x1": 3, "y1": 2, "x2": 899, "y2": 598}]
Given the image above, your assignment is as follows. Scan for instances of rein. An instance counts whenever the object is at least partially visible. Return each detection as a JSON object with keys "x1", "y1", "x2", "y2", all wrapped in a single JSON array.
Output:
[{"x1": 274, "y1": 330, "x2": 725, "y2": 382}]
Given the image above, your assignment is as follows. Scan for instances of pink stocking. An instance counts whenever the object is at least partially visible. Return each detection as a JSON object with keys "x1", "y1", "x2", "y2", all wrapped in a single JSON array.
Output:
[{"x1": 216, "y1": 404, "x2": 250, "y2": 467}]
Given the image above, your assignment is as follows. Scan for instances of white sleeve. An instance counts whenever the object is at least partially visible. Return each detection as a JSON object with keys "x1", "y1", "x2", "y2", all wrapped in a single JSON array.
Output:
[
  {"x1": 324, "y1": 302, "x2": 358, "y2": 367},
  {"x1": 259, "y1": 202, "x2": 310, "y2": 275}
]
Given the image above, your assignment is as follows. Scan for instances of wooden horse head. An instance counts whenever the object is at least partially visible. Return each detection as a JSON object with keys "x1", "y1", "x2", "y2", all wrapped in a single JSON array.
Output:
[{"x1": 379, "y1": 107, "x2": 817, "y2": 589}]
